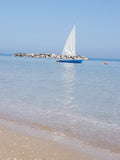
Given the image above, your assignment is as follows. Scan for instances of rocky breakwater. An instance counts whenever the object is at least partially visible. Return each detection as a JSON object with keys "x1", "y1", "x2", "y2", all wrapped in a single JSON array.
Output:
[{"x1": 14, "y1": 53, "x2": 88, "y2": 60}]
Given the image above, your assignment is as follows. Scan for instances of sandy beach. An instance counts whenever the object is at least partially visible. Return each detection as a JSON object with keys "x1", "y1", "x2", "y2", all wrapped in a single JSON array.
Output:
[{"x1": 0, "y1": 125, "x2": 93, "y2": 160}]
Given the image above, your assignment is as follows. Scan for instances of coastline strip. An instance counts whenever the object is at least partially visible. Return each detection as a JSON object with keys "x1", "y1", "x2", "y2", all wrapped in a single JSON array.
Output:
[
  {"x1": 0, "y1": 116, "x2": 120, "y2": 160},
  {"x1": 0, "y1": 124, "x2": 92, "y2": 160}
]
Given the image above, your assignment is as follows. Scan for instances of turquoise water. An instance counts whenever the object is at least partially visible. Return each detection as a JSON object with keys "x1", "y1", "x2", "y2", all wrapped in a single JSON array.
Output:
[{"x1": 0, "y1": 54, "x2": 120, "y2": 152}]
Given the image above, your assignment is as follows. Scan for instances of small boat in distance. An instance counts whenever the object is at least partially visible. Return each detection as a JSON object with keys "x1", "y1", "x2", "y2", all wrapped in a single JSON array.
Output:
[
  {"x1": 56, "y1": 59, "x2": 83, "y2": 63},
  {"x1": 57, "y1": 25, "x2": 83, "y2": 63}
]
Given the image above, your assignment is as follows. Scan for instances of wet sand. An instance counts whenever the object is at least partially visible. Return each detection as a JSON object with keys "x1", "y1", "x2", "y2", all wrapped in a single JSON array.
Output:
[{"x1": 0, "y1": 125, "x2": 93, "y2": 160}]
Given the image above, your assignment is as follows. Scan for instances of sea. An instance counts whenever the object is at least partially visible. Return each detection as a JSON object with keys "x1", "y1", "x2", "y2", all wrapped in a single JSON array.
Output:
[{"x1": 0, "y1": 54, "x2": 120, "y2": 159}]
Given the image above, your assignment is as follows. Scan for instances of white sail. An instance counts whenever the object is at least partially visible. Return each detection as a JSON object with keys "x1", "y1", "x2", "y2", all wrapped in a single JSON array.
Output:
[{"x1": 62, "y1": 25, "x2": 76, "y2": 56}]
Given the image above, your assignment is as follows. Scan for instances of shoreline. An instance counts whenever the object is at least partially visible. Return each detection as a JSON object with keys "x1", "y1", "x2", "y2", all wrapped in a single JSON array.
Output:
[
  {"x1": 0, "y1": 117, "x2": 120, "y2": 160},
  {"x1": 0, "y1": 124, "x2": 91, "y2": 160},
  {"x1": 0, "y1": 113, "x2": 120, "y2": 155}
]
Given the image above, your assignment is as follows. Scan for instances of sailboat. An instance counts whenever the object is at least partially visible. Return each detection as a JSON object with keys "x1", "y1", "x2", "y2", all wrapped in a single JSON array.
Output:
[{"x1": 57, "y1": 25, "x2": 83, "y2": 63}]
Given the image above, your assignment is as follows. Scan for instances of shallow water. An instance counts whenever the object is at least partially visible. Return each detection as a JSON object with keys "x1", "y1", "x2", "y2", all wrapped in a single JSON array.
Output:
[{"x1": 0, "y1": 54, "x2": 120, "y2": 153}]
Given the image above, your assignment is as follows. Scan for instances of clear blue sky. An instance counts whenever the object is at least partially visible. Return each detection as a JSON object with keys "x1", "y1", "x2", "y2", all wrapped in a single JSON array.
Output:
[{"x1": 0, "y1": 0, "x2": 120, "y2": 58}]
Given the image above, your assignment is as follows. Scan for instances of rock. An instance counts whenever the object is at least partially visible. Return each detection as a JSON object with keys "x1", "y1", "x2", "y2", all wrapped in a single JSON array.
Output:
[{"x1": 14, "y1": 53, "x2": 88, "y2": 60}]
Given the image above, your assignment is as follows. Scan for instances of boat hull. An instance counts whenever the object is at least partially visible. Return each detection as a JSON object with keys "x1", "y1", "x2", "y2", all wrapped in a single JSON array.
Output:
[{"x1": 56, "y1": 59, "x2": 83, "y2": 63}]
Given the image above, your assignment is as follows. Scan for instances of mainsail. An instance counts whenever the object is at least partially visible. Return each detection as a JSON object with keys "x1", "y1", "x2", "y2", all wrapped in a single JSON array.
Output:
[{"x1": 62, "y1": 25, "x2": 76, "y2": 56}]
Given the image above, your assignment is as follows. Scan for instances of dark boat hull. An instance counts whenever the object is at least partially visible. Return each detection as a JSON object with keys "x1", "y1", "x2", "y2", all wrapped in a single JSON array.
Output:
[{"x1": 56, "y1": 59, "x2": 83, "y2": 63}]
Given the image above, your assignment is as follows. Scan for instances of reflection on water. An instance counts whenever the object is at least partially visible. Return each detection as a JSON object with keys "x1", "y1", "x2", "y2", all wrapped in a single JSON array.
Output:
[
  {"x1": 62, "y1": 63, "x2": 75, "y2": 108},
  {"x1": 0, "y1": 55, "x2": 120, "y2": 154}
]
